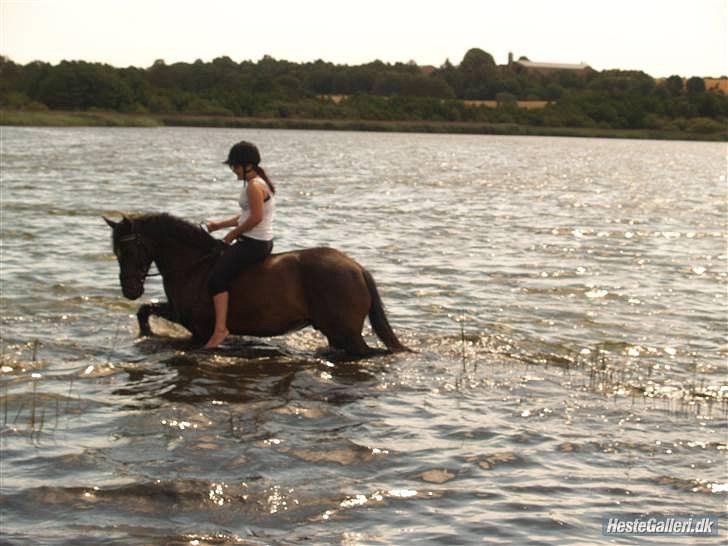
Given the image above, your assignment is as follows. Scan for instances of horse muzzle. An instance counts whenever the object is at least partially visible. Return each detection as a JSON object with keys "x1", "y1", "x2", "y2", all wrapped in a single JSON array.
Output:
[{"x1": 121, "y1": 276, "x2": 145, "y2": 300}]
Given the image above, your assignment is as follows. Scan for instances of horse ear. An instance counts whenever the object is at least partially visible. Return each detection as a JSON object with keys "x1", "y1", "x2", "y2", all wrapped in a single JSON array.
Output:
[{"x1": 103, "y1": 216, "x2": 118, "y2": 229}]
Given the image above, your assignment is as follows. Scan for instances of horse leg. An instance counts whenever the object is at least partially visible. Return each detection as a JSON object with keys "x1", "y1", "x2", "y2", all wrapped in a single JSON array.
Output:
[
  {"x1": 136, "y1": 302, "x2": 175, "y2": 336},
  {"x1": 325, "y1": 335, "x2": 343, "y2": 351},
  {"x1": 339, "y1": 333, "x2": 375, "y2": 358},
  {"x1": 311, "y1": 276, "x2": 376, "y2": 358},
  {"x1": 332, "y1": 332, "x2": 392, "y2": 359},
  {"x1": 322, "y1": 326, "x2": 380, "y2": 358}
]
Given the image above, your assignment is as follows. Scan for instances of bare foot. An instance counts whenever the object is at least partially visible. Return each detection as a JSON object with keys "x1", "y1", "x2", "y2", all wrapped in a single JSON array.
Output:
[{"x1": 204, "y1": 328, "x2": 229, "y2": 349}]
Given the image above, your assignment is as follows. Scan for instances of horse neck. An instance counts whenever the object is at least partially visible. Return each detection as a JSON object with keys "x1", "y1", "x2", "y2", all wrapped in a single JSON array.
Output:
[{"x1": 151, "y1": 236, "x2": 215, "y2": 276}]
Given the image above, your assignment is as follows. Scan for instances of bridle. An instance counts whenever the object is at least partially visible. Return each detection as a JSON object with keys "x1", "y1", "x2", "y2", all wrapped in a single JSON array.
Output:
[{"x1": 117, "y1": 232, "x2": 157, "y2": 285}]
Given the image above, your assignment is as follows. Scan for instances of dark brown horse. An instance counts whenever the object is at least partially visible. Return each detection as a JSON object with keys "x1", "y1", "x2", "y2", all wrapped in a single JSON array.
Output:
[{"x1": 104, "y1": 213, "x2": 408, "y2": 356}]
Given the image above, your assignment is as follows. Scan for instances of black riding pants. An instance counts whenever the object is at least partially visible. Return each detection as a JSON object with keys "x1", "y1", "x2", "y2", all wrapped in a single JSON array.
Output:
[{"x1": 207, "y1": 236, "x2": 273, "y2": 295}]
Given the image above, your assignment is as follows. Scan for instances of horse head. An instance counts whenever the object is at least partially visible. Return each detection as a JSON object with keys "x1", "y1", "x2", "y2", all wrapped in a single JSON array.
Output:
[{"x1": 104, "y1": 215, "x2": 155, "y2": 300}]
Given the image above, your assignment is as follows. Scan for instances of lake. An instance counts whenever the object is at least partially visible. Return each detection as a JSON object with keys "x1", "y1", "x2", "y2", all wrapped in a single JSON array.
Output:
[{"x1": 1, "y1": 127, "x2": 725, "y2": 545}]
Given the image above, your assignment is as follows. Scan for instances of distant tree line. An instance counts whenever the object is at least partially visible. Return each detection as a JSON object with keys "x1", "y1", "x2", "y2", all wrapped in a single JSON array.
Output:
[{"x1": 1, "y1": 48, "x2": 726, "y2": 134}]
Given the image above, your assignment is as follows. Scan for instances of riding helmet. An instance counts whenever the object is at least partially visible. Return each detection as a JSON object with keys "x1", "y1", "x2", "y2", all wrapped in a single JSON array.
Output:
[{"x1": 223, "y1": 141, "x2": 261, "y2": 166}]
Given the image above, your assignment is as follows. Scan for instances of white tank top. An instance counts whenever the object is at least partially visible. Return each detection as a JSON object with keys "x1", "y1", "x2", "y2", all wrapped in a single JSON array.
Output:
[{"x1": 238, "y1": 177, "x2": 275, "y2": 241}]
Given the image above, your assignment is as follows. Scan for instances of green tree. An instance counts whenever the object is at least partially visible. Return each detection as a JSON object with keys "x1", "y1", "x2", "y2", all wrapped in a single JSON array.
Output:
[
  {"x1": 458, "y1": 48, "x2": 498, "y2": 99},
  {"x1": 663, "y1": 75, "x2": 684, "y2": 96},
  {"x1": 35, "y1": 61, "x2": 132, "y2": 110},
  {"x1": 686, "y1": 77, "x2": 706, "y2": 95},
  {"x1": 275, "y1": 74, "x2": 303, "y2": 99}
]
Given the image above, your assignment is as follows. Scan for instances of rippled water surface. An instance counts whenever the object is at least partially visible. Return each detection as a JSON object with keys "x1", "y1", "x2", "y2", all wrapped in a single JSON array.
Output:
[{"x1": 1, "y1": 127, "x2": 726, "y2": 545}]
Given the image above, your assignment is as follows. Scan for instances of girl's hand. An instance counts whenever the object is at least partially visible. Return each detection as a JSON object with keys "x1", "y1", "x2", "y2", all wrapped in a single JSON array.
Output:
[
  {"x1": 206, "y1": 221, "x2": 220, "y2": 232},
  {"x1": 223, "y1": 231, "x2": 236, "y2": 245}
]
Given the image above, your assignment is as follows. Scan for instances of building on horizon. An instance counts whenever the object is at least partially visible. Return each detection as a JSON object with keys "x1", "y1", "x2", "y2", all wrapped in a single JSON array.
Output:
[{"x1": 508, "y1": 52, "x2": 590, "y2": 74}]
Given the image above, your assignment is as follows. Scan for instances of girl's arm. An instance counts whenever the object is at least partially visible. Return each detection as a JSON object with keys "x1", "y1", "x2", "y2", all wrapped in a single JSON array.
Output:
[
  {"x1": 207, "y1": 215, "x2": 240, "y2": 232},
  {"x1": 223, "y1": 184, "x2": 265, "y2": 244}
]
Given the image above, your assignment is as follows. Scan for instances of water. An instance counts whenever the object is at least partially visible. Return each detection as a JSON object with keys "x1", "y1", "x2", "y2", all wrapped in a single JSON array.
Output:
[{"x1": 1, "y1": 127, "x2": 726, "y2": 545}]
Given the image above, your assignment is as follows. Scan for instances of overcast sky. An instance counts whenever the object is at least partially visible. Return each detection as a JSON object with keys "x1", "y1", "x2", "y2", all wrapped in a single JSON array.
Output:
[{"x1": 1, "y1": 0, "x2": 726, "y2": 78}]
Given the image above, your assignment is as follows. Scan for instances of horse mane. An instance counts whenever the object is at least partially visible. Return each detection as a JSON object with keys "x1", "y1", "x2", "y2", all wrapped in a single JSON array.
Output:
[{"x1": 132, "y1": 212, "x2": 219, "y2": 250}]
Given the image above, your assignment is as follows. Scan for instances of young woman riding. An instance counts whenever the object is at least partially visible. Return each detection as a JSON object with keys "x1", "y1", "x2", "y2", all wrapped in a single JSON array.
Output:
[{"x1": 204, "y1": 141, "x2": 276, "y2": 348}]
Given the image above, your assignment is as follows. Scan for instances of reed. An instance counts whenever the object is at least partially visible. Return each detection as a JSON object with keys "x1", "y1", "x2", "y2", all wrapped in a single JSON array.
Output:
[
  {"x1": 460, "y1": 320, "x2": 467, "y2": 369},
  {"x1": 1, "y1": 340, "x2": 76, "y2": 438},
  {"x1": 3, "y1": 382, "x2": 8, "y2": 427},
  {"x1": 30, "y1": 377, "x2": 37, "y2": 431}
]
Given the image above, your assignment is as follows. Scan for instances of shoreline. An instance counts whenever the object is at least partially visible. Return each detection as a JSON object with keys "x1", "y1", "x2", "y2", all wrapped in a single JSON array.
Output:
[{"x1": 1, "y1": 109, "x2": 725, "y2": 142}]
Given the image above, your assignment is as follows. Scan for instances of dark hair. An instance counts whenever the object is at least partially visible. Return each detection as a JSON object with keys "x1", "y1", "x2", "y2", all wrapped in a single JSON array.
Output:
[{"x1": 253, "y1": 165, "x2": 276, "y2": 194}]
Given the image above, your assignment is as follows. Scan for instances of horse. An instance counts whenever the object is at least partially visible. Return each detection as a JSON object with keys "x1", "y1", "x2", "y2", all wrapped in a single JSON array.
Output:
[{"x1": 104, "y1": 213, "x2": 409, "y2": 357}]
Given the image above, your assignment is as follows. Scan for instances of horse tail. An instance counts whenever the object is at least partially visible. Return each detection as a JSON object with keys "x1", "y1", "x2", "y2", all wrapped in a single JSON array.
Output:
[{"x1": 362, "y1": 269, "x2": 410, "y2": 353}]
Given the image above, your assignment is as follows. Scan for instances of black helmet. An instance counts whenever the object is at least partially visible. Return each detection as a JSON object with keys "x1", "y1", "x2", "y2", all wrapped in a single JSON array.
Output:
[{"x1": 223, "y1": 141, "x2": 261, "y2": 166}]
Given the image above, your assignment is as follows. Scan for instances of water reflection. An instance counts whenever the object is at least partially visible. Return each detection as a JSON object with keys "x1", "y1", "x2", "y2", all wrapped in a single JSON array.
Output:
[{"x1": 112, "y1": 337, "x2": 384, "y2": 407}]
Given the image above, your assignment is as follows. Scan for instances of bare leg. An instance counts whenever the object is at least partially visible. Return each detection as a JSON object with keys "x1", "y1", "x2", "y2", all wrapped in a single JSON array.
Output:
[{"x1": 204, "y1": 291, "x2": 230, "y2": 348}]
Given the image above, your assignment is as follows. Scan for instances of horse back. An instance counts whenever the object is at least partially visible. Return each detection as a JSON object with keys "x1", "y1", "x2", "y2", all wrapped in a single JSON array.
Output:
[
  {"x1": 226, "y1": 247, "x2": 368, "y2": 336},
  {"x1": 234, "y1": 247, "x2": 365, "y2": 297}
]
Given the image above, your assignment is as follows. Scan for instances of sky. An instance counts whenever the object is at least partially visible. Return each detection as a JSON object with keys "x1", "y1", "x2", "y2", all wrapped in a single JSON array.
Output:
[{"x1": 1, "y1": 0, "x2": 726, "y2": 78}]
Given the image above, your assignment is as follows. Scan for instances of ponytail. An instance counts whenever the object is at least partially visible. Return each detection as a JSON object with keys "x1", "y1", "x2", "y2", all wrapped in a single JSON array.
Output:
[{"x1": 254, "y1": 165, "x2": 276, "y2": 194}]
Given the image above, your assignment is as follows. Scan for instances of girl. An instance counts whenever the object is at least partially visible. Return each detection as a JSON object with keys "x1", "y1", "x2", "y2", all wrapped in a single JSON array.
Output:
[{"x1": 204, "y1": 141, "x2": 276, "y2": 348}]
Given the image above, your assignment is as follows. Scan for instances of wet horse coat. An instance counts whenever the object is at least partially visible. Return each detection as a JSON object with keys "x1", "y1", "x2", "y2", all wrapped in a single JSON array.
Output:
[{"x1": 105, "y1": 213, "x2": 408, "y2": 356}]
